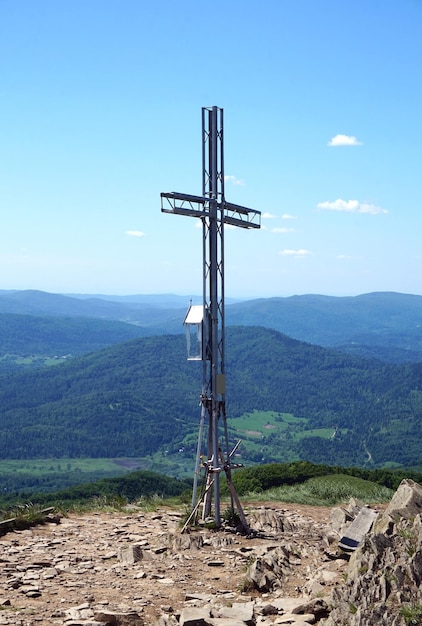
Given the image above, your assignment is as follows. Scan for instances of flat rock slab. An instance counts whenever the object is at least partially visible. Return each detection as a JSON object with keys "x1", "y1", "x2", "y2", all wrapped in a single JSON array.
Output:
[
  {"x1": 274, "y1": 613, "x2": 316, "y2": 624},
  {"x1": 179, "y1": 606, "x2": 211, "y2": 626},
  {"x1": 207, "y1": 617, "x2": 255, "y2": 626},
  {"x1": 266, "y1": 597, "x2": 311, "y2": 613},
  {"x1": 218, "y1": 600, "x2": 254, "y2": 622},
  {"x1": 338, "y1": 506, "x2": 378, "y2": 552}
]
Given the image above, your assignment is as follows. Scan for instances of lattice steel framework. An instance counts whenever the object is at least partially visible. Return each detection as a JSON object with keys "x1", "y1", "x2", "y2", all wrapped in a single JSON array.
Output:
[{"x1": 160, "y1": 106, "x2": 260, "y2": 529}]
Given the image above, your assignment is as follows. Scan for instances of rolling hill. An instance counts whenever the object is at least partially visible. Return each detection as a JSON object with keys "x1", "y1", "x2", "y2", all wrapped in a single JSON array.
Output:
[
  {"x1": 0, "y1": 289, "x2": 188, "y2": 333},
  {"x1": 1, "y1": 290, "x2": 422, "y2": 363},
  {"x1": 226, "y1": 292, "x2": 422, "y2": 362},
  {"x1": 0, "y1": 313, "x2": 150, "y2": 363},
  {"x1": 1, "y1": 326, "x2": 421, "y2": 468}
]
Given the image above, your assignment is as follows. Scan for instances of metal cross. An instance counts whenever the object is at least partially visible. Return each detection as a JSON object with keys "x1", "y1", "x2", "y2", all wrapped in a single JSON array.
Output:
[{"x1": 161, "y1": 106, "x2": 261, "y2": 529}]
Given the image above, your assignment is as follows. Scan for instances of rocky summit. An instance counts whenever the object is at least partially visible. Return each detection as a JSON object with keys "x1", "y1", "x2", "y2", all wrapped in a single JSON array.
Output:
[{"x1": 0, "y1": 480, "x2": 421, "y2": 626}]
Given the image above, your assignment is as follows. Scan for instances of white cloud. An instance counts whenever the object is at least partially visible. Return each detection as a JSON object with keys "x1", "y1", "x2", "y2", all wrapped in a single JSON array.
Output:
[
  {"x1": 225, "y1": 175, "x2": 244, "y2": 186},
  {"x1": 126, "y1": 230, "x2": 145, "y2": 237},
  {"x1": 328, "y1": 134, "x2": 362, "y2": 146},
  {"x1": 280, "y1": 249, "x2": 312, "y2": 257},
  {"x1": 317, "y1": 199, "x2": 388, "y2": 215},
  {"x1": 271, "y1": 227, "x2": 294, "y2": 233},
  {"x1": 254, "y1": 212, "x2": 298, "y2": 221}
]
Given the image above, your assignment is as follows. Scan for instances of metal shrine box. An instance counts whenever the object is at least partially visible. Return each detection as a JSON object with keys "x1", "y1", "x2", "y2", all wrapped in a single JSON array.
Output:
[{"x1": 184, "y1": 304, "x2": 204, "y2": 360}]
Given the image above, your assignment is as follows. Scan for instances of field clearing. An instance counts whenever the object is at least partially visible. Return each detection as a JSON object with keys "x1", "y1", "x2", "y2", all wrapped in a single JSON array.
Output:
[
  {"x1": 228, "y1": 410, "x2": 307, "y2": 434},
  {"x1": 0, "y1": 458, "x2": 133, "y2": 475},
  {"x1": 0, "y1": 456, "x2": 194, "y2": 500},
  {"x1": 225, "y1": 410, "x2": 311, "y2": 463},
  {"x1": 0, "y1": 355, "x2": 69, "y2": 368},
  {"x1": 293, "y1": 427, "x2": 338, "y2": 441},
  {"x1": 0, "y1": 458, "x2": 139, "y2": 500}
]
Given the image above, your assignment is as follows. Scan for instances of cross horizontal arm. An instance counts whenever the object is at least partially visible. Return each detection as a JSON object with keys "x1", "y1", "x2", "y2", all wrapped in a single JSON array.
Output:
[
  {"x1": 224, "y1": 201, "x2": 261, "y2": 229},
  {"x1": 161, "y1": 192, "x2": 261, "y2": 229},
  {"x1": 161, "y1": 191, "x2": 207, "y2": 219},
  {"x1": 161, "y1": 191, "x2": 206, "y2": 206}
]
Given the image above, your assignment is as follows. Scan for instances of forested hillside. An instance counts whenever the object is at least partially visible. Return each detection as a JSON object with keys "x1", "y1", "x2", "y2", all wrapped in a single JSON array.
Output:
[
  {"x1": 1, "y1": 327, "x2": 422, "y2": 468},
  {"x1": 0, "y1": 313, "x2": 150, "y2": 366},
  {"x1": 0, "y1": 290, "x2": 186, "y2": 336}
]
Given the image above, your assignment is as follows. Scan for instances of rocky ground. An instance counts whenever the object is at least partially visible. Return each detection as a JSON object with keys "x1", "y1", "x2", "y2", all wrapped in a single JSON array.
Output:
[
  {"x1": 0, "y1": 501, "x2": 347, "y2": 625},
  {"x1": 0, "y1": 480, "x2": 421, "y2": 626}
]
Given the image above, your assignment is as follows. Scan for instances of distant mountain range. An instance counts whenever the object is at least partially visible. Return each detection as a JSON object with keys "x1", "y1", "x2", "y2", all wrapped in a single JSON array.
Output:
[
  {"x1": 1, "y1": 289, "x2": 422, "y2": 363},
  {"x1": 227, "y1": 292, "x2": 422, "y2": 363},
  {"x1": 0, "y1": 289, "x2": 193, "y2": 325}
]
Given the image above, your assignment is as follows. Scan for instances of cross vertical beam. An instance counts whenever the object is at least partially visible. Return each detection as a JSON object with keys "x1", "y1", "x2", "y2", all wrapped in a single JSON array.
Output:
[
  {"x1": 202, "y1": 107, "x2": 224, "y2": 523},
  {"x1": 160, "y1": 106, "x2": 260, "y2": 529}
]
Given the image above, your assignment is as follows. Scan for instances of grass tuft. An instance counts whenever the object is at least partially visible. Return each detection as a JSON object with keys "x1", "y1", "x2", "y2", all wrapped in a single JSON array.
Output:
[
  {"x1": 243, "y1": 474, "x2": 393, "y2": 506},
  {"x1": 400, "y1": 603, "x2": 422, "y2": 625}
]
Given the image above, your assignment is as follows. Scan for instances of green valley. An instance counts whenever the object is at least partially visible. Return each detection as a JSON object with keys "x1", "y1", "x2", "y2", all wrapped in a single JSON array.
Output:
[
  {"x1": 1, "y1": 325, "x2": 422, "y2": 486},
  {"x1": 1, "y1": 290, "x2": 422, "y2": 497}
]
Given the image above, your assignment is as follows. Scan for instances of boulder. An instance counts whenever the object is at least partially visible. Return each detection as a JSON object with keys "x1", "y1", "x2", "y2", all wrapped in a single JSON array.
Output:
[
  {"x1": 118, "y1": 545, "x2": 144, "y2": 564},
  {"x1": 374, "y1": 479, "x2": 422, "y2": 534},
  {"x1": 244, "y1": 545, "x2": 291, "y2": 592},
  {"x1": 324, "y1": 480, "x2": 422, "y2": 625}
]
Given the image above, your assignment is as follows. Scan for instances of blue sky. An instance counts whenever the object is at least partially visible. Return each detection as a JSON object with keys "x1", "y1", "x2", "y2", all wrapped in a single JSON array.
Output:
[{"x1": 1, "y1": 0, "x2": 421, "y2": 299}]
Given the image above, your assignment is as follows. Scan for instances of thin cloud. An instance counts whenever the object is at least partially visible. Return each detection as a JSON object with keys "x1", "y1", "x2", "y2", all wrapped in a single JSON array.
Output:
[
  {"x1": 262, "y1": 212, "x2": 277, "y2": 219},
  {"x1": 271, "y1": 227, "x2": 295, "y2": 233},
  {"x1": 317, "y1": 199, "x2": 388, "y2": 215},
  {"x1": 280, "y1": 249, "x2": 312, "y2": 257},
  {"x1": 225, "y1": 174, "x2": 244, "y2": 186},
  {"x1": 282, "y1": 213, "x2": 297, "y2": 220},
  {"x1": 126, "y1": 230, "x2": 145, "y2": 237},
  {"x1": 328, "y1": 134, "x2": 362, "y2": 146},
  {"x1": 337, "y1": 254, "x2": 364, "y2": 260}
]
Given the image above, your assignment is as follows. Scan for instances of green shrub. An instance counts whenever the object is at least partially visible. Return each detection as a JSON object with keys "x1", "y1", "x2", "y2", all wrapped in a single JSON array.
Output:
[{"x1": 400, "y1": 603, "x2": 422, "y2": 625}]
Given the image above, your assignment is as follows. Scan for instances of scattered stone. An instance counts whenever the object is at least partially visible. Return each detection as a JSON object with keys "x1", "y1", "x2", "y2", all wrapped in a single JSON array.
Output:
[
  {"x1": 118, "y1": 545, "x2": 144, "y2": 564},
  {"x1": 93, "y1": 609, "x2": 144, "y2": 624},
  {"x1": 42, "y1": 566, "x2": 59, "y2": 579},
  {"x1": 260, "y1": 603, "x2": 279, "y2": 616},
  {"x1": 157, "y1": 578, "x2": 175, "y2": 584},
  {"x1": 185, "y1": 593, "x2": 214, "y2": 603},
  {"x1": 2, "y1": 484, "x2": 418, "y2": 626}
]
